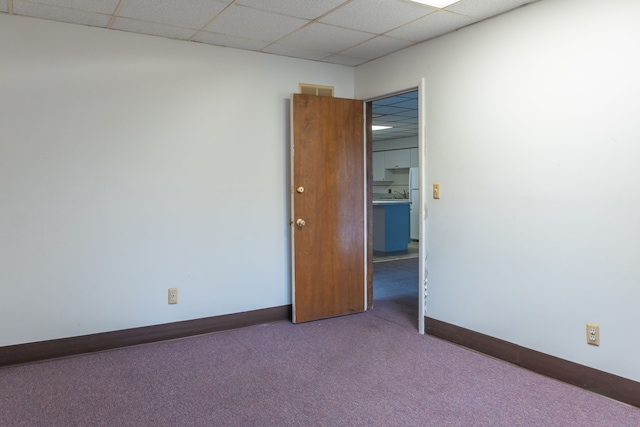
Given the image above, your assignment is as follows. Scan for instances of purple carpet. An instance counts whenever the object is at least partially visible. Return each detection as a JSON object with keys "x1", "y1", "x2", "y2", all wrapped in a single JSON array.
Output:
[{"x1": 1, "y1": 258, "x2": 639, "y2": 426}]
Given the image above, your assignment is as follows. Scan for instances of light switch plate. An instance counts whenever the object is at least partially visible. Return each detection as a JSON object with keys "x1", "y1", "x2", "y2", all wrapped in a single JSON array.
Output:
[{"x1": 433, "y1": 182, "x2": 440, "y2": 199}]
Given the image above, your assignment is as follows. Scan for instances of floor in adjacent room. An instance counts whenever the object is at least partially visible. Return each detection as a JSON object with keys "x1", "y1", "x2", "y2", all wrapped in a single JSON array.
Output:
[{"x1": 373, "y1": 240, "x2": 419, "y2": 263}]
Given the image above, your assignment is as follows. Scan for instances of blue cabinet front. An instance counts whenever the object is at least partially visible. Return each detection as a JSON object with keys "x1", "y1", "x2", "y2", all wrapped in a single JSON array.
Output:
[{"x1": 372, "y1": 202, "x2": 410, "y2": 252}]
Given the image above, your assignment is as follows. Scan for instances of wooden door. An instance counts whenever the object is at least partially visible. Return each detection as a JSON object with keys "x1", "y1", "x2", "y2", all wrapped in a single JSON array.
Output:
[{"x1": 291, "y1": 94, "x2": 366, "y2": 323}]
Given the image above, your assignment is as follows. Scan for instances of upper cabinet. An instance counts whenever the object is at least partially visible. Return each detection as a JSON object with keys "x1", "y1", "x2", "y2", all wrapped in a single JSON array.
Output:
[
  {"x1": 384, "y1": 149, "x2": 411, "y2": 169},
  {"x1": 373, "y1": 152, "x2": 394, "y2": 182},
  {"x1": 373, "y1": 147, "x2": 418, "y2": 182},
  {"x1": 410, "y1": 148, "x2": 419, "y2": 168}
]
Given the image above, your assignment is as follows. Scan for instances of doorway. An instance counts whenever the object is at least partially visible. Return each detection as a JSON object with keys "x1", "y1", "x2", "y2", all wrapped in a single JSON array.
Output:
[
  {"x1": 369, "y1": 89, "x2": 420, "y2": 330},
  {"x1": 289, "y1": 83, "x2": 425, "y2": 330}
]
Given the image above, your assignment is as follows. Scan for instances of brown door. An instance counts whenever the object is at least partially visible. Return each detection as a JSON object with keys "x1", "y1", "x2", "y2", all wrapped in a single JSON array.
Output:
[{"x1": 291, "y1": 94, "x2": 366, "y2": 323}]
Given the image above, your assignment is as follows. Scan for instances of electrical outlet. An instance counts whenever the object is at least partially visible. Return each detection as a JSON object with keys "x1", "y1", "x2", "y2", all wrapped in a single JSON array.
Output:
[
  {"x1": 586, "y1": 323, "x2": 599, "y2": 346},
  {"x1": 168, "y1": 288, "x2": 178, "y2": 304}
]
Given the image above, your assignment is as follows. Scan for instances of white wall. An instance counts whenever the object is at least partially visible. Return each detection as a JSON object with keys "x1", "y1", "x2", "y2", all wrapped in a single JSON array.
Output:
[
  {"x1": 356, "y1": 0, "x2": 640, "y2": 382},
  {"x1": 0, "y1": 14, "x2": 354, "y2": 346},
  {"x1": 373, "y1": 136, "x2": 418, "y2": 152}
]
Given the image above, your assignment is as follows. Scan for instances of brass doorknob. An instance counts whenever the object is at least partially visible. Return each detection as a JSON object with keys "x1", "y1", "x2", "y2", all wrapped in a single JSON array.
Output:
[
  {"x1": 296, "y1": 219, "x2": 306, "y2": 227},
  {"x1": 296, "y1": 186, "x2": 305, "y2": 193}
]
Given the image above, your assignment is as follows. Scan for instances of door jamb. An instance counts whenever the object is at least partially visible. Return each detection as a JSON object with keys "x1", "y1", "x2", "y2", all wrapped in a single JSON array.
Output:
[{"x1": 359, "y1": 78, "x2": 427, "y2": 334}]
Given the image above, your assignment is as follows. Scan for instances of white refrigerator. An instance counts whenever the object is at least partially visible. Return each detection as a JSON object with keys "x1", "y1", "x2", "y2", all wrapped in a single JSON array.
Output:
[{"x1": 409, "y1": 167, "x2": 419, "y2": 240}]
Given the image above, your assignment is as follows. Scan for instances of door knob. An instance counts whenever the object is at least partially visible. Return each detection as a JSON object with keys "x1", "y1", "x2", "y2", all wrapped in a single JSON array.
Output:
[
  {"x1": 296, "y1": 219, "x2": 306, "y2": 227},
  {"x1": 296, "y1": 186, "x2": 305, "y2": 193}
]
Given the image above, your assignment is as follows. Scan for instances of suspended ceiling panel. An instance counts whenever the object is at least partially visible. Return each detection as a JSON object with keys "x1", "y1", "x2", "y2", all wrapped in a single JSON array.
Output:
[
  {"x1": 3, "y1": 0, "x2": 539, "y2": 66},
  {"x1": 372, "y1": 90, "x2": 419, "y2": 142}
]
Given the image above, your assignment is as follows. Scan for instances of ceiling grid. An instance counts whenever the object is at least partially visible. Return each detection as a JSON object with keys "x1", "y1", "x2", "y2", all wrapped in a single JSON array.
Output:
[{"x1": 2, "y1": 0, "x2": 539, "y2": 67}]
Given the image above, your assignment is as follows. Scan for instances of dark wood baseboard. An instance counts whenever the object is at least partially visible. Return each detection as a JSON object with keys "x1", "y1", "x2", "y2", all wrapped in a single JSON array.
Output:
[
  {"x1": 426, "y1": 316, "x2": 640, "y2": 408},
  {"x1": 1, "y1": 305, "x2": 291, "y2": 368}
]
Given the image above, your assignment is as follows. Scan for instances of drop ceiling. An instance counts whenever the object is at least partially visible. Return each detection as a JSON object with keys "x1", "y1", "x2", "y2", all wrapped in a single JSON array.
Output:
[
  {"x1": 1, "y1": 0, "x2": 538, "y2": 67},
  {"x1": 372, "y1": 91, "x2": 418, "y2": 142}
]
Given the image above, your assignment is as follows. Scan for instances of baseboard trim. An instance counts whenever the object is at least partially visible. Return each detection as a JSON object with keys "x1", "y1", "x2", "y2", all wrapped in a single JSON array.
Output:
[
  {"x1": 425, "y1": 316, "x2": 640, "y2": 408},
  {"x1": 1, "y1": 305, "x2": 291, "y2": 368}
]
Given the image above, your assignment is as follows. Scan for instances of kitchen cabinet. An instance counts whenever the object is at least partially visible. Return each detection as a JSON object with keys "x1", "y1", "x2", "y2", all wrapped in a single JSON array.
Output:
[
  {"x1": 373, "y1": 201, "x2": 410, "y2": 252},
  {"x1": 384, "y1": 149, "x2": 411, "y2": 169},
  {"x1": 373, "y1": 151, "x2": 394, "y2": 182},
  {"x1": 410, "y1": 148, "x2": 419, "y2": 167}
]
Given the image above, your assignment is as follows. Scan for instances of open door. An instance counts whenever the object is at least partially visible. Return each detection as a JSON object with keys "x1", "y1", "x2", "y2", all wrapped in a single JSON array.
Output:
[{"x1": 290, "y1": 94, "x2": 367, "y2": 323}]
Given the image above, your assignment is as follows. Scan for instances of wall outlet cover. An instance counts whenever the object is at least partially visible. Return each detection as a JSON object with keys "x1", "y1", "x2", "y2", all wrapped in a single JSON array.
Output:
[
  {"x1": 586, "y1": 323, "x2": 599, "y2": 346},
  {"x1": 168, "y1": 288, "x2": 178, "y2": 304}
]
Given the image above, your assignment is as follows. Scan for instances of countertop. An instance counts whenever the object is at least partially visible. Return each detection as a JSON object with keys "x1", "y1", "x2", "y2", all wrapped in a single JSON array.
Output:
[{"x1": 373, "y1": 200, "x2": 411, "y2": 205}]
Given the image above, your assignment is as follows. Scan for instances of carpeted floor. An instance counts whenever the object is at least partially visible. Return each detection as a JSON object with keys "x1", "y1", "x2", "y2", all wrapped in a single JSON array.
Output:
[
  {"x1": 1, "y1": 259, "x2": 639, "y2": 426},
  {"x1": 373, "y1": 241, "x2": 419, "y2": 263},
  {"x1": 373, "y1": 256, "x2": 418, "y2": 329}
]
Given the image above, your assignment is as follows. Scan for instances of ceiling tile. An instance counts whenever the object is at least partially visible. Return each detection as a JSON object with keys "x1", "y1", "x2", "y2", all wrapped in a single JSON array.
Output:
[
  {"x1": 396, "y1": 117, "x2": 419, "y2": 124},
  {"x1": 112, "y1": 18, "x2": 198, "y2": 41},
  {"x1": 206, "y1": 5, "x2": 308, "y2": 43},
  {"x1": 5, "y1": 0, "x2": 538, "y2": 68},
  {"x1": 374, "y1": 105, "x2": 410, "y2": 115},
  {"x1": 373, "y1": 96, "x2": 407, "y2": 106},
  {"x1": 388, "y1": 94, "x2": 416, "y2": 103},
  {"x1": 261, "y1": 43, "x2": 330, "y2": 61},
  {"x1": 340, "y1": 35, "x2": 413, "y2": 60},
  {"x1": 389, "y1": 98, "x2": 419, "y2": 109},
  {"x1": 319, "y1": 0, "x2": 435, "y2": 34},
  {"x1": 277, "y1": 22, "x2": 373, "y2": 53},
  {"x1": 395, "y1": 109, "x2": 419, "y2": 117},
  {"x1": 117, "y1": 0, "x2": 231, "y2": 29},
  {"x1": 25, "y1": 0, "x2": 120, "y2": 14},
  {"x1": 392, "y1": 130, "x2": 416, "y2": 137},
  {"x1": 321, "y1": 54, "x2": 368, "y2": 67},
  {"x1": 372, "y1": 89, "x2": 419, "y2": 141},
  {"x1": 446, "y1": 0, "x2": 534, "y2": 20},
  {"x1": 387, "y1": 9, "x2": 474, "y2": 42},
  {"x1": 13, "y1": 1, "x2": 111, "y2": 27},
  {"x1": 192, "y1": 31, "x2": 271, "y2": 51},
  {"x1": 236, "y1": 0, "x2": 347, "y2": 20},
  {"x1": 379, "y1": 115, "x2": 414, "y2": 123}
]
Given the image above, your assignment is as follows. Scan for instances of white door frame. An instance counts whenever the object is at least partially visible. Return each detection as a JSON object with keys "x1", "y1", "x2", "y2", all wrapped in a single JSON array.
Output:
[{"x1": 359, "y1": 77, "x2": 428, "y2": 334}]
